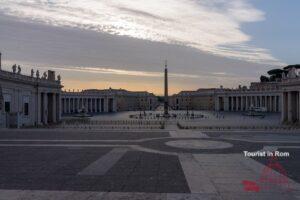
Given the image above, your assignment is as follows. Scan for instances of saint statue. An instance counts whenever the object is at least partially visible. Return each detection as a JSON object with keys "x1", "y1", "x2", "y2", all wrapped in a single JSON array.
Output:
[
  {"x1": 17, "y1": 65, "x2": 21, "y2": 74},
  {"x1": 12, "y1": 64, "x2": 17, "y2": 73},
  {"x1": 31, "y1": 69, "x2": 34, "y2": 77}
]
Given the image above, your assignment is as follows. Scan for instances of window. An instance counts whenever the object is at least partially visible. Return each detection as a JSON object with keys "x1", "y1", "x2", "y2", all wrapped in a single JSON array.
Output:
[
  {"x1": 23, "y1": 96, "x2": 30, "y2": 116},
  {"x1": 24, "y1": 103, "x2": 29, "y2": 116},
  {"x1": 5, "y1": 102, "x2": 10, "y2": 113}
]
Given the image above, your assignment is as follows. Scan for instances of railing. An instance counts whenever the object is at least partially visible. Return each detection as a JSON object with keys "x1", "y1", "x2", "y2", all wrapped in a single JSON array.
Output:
[
  {"x1": 281, "y1": 77, "x2": 300, "y2": 83},
  {"x1": 0, "y1": 70, "x2": 60, "y2": 86}
]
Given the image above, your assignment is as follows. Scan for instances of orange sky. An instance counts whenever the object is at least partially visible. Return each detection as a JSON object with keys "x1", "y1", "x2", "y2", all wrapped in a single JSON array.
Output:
[{"x1": 61, "y1": 79, "x2": 190, "y2": 96}]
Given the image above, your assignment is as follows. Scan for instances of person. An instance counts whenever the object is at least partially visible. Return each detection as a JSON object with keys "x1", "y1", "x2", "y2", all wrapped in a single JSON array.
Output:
[
  {"x1": 17, "y1": 65, "x2": 21, "y2": 74},
  {"x1": 12, "y1": 64, "x2": 17, "y2": 73},
  {"x1": 36, "y1": 70, "x2": 40, "y2": 78}
]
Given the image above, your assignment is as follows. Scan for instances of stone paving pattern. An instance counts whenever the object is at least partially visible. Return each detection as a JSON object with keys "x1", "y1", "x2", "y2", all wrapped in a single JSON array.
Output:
[{"x1": 0, "y1": 129, "x2": 299, "y2": 199}]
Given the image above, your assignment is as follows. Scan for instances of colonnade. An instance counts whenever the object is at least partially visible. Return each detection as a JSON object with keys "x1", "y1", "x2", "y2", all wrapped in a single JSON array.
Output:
[
  {"x1": 37, "y1": 92, "x2": 61, "y2": 125},
  {"x1": 61, "y1": 97, "x2": 116, "y2": 114},
  {"x1": 216, "y1": 95, "x2": 281, "y2": 112},
  {"x1": 282, "y1": 91, "x2": 300, "y2": 123}
]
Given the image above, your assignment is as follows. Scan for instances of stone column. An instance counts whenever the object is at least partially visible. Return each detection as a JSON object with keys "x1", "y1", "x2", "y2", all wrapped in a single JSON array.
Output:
[
  {"x1": 89, "y1": 98, "x2": 92, "y2": 112},
  {"x1": 95, "y1": 98, "x2": 98, "y2": 112},
  {"x1": 281, "y1": 93, "x2": 286, "y2": 122},
  {"x1": 89, "y1": 98, "x2": 91, "y2": 112},
  {"x1": 87, "y1": 98, "x2": 89, "y2": 112},
  {"x1": 101, "y1": 98, "x2": 104, "y2": 112},
  {"x1": 97, "y1": 98, "x2": 100, "y2": 113},
  {"x1": 241, "y1": 96, "x2": 245, "y2": 111},
  {"x1": 57, "y1": 93, "x2": 61, "y2": 122},
  {"x1": 272, "y1": 96, "x2": 276, "y2": 112},
  {"x1": 230, "y1": 97, "x2": 234, "y2": 111},
  {"x1": 76, "y1": 98, "x2": 79, "y2": 113},
  {"x1": 249, "y1": 96, "x2": 252, "y2": 108},
  {"x1": 65, "y1": 98, "x2": 68, "y2": 113},
  {"x1": 298, "y1": 92, "x2": 300, "y2": 122},
  {"x1": 274, "y1": 96, "x2": 278, "y2": 112},
  {"x1": 113, "y1": 98, "x2": 117, "y2": 112},
  {"x1": 268, "y1": 96, "x2": 271, "y2": 111},
  {"x1": 215, "y1": 97, "x2": 220, "y2": 111},
  {"x1": 37, "y1": 92, "x2": 42, "y2": 125},
  {"x1": 224, "y1": 96, "x2": 229, "y2": 111},
  {"x1": 73, "y1": 98, "x2": 76, "y2": 113},
  {"x1": 94, "y1": 98, "x2": 97, "y2": 112},
  {"x1": 69, "y1": 98, "x2": 72, "y2": 113},
  {"x1": 71, "y1": 98, "x2": 73, "y2": 113},
  {"x1": 62, "y1": 98, "x2": 65, "y2": 114},
  {"x1": 259, "y1": 96, "x2": 262, "y2": 108},
  {"x1": 245, "y1": 96, "x2": 249, "y2": 110},
  {"x1": 43, "y1": 92, "x2": 48, "y2": 124},
  {"x1": 73, "y1": 98, "x2": 75, "y2": 113},
  {"x1": 288, "y1": 92, "x2": 292, "y2": 122},
  {"x1": 234, "y1": 97, "x2": 237, "y2": 111},
  {"x1": 67, "y1": 98, "x2": 70, "y2": 113},
  {"x1": 52, "y1": 93, "x2": 57, "y2": 123},
  {"x1": 85, "y1": 98, "x2": 88, "y2": 112},
  {"x1": 104, "y1": 98, "x2": 108, "y2": 112},
  {"x1": 269, "y1": 96, "x2": 272, "y2": 112}
]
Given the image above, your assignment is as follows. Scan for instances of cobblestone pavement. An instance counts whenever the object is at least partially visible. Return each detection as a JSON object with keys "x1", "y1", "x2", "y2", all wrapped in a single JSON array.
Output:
[{"x1": 0, "y1": 129, "x2": 299, "y2": 200}]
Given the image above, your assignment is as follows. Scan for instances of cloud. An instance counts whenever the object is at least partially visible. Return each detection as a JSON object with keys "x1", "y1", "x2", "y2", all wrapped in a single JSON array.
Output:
[
  {"x1": 51, "y1": 66, "x2": 202, "y2": 78},
  {"x1": 0, "y1": 0, "x2": 283, "y2": 65}
]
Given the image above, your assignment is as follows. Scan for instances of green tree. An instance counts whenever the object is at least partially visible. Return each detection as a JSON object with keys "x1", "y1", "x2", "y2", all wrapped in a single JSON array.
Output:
[{"x1": 260, "y1": 75, "x2": 270, "y2": 82}]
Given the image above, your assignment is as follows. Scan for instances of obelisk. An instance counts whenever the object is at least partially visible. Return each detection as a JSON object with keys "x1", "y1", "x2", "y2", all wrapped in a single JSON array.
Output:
[{"x1": 164, "y1": 60, "x2": 169, "y2": 117}]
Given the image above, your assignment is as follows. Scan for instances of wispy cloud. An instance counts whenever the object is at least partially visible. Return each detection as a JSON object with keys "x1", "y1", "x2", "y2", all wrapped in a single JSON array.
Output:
[
  {"x1": 0, "y1": 0, "x2": 283, "y2": 65},
  {"x1": 50, "y1": 66, "x2": 201, "y2": 78}
]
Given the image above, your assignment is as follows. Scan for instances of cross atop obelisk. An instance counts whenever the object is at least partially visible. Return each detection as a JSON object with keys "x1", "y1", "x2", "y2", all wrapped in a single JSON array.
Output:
[{"x1": 164, "y1": 60, "x2": 169, "y2": 117}]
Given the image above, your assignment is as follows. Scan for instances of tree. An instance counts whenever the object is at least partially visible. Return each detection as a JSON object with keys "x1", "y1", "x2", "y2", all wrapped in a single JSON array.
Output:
[
  {"x1": 260, "y1": 75, "x2": 270, "y2": 82},
  {"x1": 267, "y1": 69, "x2": 284, "y2": 78},
  {"x1": 269, "y1": 75, "x2": 276, "y2": 82},
  {"x1": 283, "y1": 64, "x2": 300, "y2": 70}
]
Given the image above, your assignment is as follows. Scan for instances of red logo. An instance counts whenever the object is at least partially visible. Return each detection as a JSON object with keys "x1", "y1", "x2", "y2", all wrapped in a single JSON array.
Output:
[
  {"x1": 242, "y1": 156, "x2": 291, "y2": 193},
  {"x1": 242, "y1": 180, "x2": 260, "y2": 192}
]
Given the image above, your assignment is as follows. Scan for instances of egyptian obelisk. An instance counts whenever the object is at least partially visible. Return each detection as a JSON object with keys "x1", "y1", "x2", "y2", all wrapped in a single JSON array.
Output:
[{"x1": 164, "y1": 60, "x2": 169, "y2": 117}]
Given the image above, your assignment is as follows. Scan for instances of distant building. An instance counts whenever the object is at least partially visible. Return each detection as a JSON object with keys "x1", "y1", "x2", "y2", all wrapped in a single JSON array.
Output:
[
  {"x1": 0, "y1": 68, "x2": 62, "y2": 128},
  {"x1": 61, "y1": 88, "x2": 158, "y2": 114},
  {"x1": 281, "y1": 67, "x2": 300, "y2": 123},
  {"x1": 215, "y1": 82, "x2": 281, "y2": 113},
  {"x1": 170, "y1": 89, "x2": 218, "y2": 111}
]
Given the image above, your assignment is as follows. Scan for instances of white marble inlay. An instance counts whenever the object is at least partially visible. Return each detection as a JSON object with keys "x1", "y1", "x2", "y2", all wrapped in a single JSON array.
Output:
[{"x1": 165, "y1": 140, "x2": 233, "y2": 150}]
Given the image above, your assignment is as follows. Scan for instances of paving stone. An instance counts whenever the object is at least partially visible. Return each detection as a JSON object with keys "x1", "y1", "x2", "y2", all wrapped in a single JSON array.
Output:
[
  {"x1": 166, "y1": 193, "x2": 221, "y2": 200},
  {"x1": 102, "y1": 192, "x2": 166, "y2": 200},
  {"x1": 220, "y1": 192, "x2": 298, "y2": 200},
  {"x1": 0, "y1": 129, "x2": 299, "y2": 199}
]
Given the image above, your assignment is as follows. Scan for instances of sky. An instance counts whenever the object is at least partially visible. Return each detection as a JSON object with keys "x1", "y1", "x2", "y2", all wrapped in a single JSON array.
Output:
[{"x1": 0, "y1": 0, "x2": 299, "y2": 95}]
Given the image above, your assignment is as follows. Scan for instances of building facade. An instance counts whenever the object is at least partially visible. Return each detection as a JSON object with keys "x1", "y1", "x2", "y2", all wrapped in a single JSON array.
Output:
[
  {"x1": 215, "y1": 83, "x2": 282, "y2": 112},
  {"x1": 281, "y1": 68, "x2": 300, "y2": 123},
  {"x1": 0, "y1": 68, "x2": 62, "y2": 128},
  {"x1": 61, "y1": 89, "x2": 158, "y2": 115},
  {"x1": 170, "y1": 89, "x2": 218, "y2": 111}
]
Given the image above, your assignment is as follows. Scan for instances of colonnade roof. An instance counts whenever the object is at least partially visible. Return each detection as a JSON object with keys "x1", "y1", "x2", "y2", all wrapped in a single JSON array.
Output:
[
  {"x1": 0, "y1": 69, "x2": 61, "y2": 88},
  {"x1": 62, "y1": 88, "x2": 156, "y2": 97}
]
